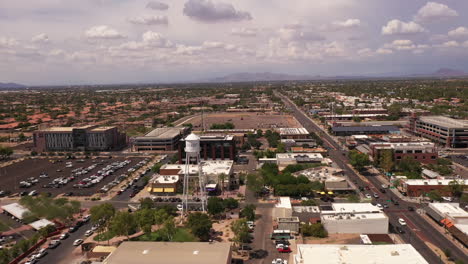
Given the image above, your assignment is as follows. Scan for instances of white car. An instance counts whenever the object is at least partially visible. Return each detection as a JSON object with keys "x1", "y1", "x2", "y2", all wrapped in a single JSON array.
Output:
[
  {"x1": 24, "y1": 259, "x2": 37, "y2": 264},
  {"x1": 376, "y1": 204, "x2": 383, "y2": 210},
  {"x1": 365, "y1": 194, "x2": 372, "y2": 199},
  {"x1": 34, "y1": 248, "x2": 47, "y2": 258},
  {"x1": 272, "y1": 259, "x2": 287, "y2": 264},
  {"x1": 442, "y1": 197, "x2": 453, "y2": 202},
  {"x1": 85, "y1": 230, "x2": 94, "y2": 237},
  {"x1": 73, "y1": 239, "x2": 84, "y2": 246},
  {"x1": 177, "y1": 204, "x2": 183, "y2": 211},
  {"x1": 59, "y1": 233, "x2": 69, "y2": 240},
  {"x1": 398, "y1": 218, "x2": 407, "y2": 226}
]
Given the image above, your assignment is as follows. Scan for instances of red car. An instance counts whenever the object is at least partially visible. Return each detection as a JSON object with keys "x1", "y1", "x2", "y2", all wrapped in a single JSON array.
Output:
[
  {"x1": 276, "y1": 244, "x2": 292, "y2": 253},
  {"x1": 116, "y1": 190, "x2": 122, "y2": 195}
]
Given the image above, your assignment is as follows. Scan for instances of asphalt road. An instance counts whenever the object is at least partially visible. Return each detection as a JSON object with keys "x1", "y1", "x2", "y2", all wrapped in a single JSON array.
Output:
[
  {"x1": 39, "y1": 220, "x2": 92, "y2": 264},
  {"x1": 278, "y1": 92, "x2": 468, "y2": 263}
]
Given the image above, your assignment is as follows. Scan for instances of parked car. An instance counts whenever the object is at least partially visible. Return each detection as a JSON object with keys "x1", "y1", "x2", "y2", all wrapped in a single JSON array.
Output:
[
  {"x1": 408, "y1": 206, "x2": 415, "y2": 211},
  {"x1": 365, "y1": 194, "x2": 372, "y2": 199},
  {"x1": 373, "y1": 193, "x2": 379, "y2": 198},
  {"x1": 48, "y1": 240, "x2": 61, "y2": 249},
  {"x1": 59, "y1": 233, "x2": 69, "y2": 240},
  {"x1": 34, "y1": 248, "x2": 47, "y2": 259},
  {"x1": 272, "y1": 258, "x2": 288, "y2": 264},
  {"x1": 73, "y1": 239, "x2": 84, "y2": 246},
  {"x1": 376, "y1": 204, "x2": 383, "y2": 210},
  {"x1": 85, "y1": 230, "x2": 94, "y2": 237},
  {"x1": 398, "y1": 218, "x2": 407, "y2": 226},
  {"x1": 177, "y1": 204, "x2": 183, "y2": 211},
  {"x1": 276, "y1": 244, "x2": 292, "y2": 253},
  {"x1": 69, "y1": 226, "x2": 78, "y2": 233}
]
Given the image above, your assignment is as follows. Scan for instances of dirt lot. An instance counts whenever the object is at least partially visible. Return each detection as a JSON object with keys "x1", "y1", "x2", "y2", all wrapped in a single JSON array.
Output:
[
  {"x1": 186, "y1": 112, "x2": 301, "y2": 130},
  {"x1": 0, "y1": 157, "x2": 144, "y2": 197}
]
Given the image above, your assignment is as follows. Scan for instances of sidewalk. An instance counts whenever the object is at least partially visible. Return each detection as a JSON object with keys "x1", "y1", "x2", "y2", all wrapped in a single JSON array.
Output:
[{"x1": 375, "y1": 174, "x2": 421, "y2": 204}]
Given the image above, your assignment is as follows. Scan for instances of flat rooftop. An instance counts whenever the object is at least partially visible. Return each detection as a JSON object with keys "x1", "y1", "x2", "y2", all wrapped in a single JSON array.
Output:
[
  {"x1": 321, "y1": 203, "x2": 382, "y2": 214},
  {"x1": 276, "y1": 153, "x2": 323, "y2": 160},
  {"x1": 429, "y1": 203, "x2": 468, "y2": 218},
  {"x1": 160, "y1": 160, "x2": 233, "y2": 175},
  {"x1": 102, "y1": 242, "x2": 231, "y2": 264},
  {"x1": 39, "y1": 125, "x2": 96, "y2": 132},
  {"x1": 419, "y1": 116, "x2": 468, "y2": 129},
  {"x1": 404, "y1": 179, "x2": 468, "y2": 186},
  {"x1": 277, "y1": 127, "x2": 309, "y2": 135},
  {"x1": 294, "y1": 244, "x2": 428, "y2": 264},
  {"x1": 143, "y1": 127, "x2": 186, "y2": 139}
]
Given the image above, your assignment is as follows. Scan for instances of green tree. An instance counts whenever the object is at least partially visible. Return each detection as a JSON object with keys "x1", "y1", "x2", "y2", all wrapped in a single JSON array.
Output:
[
  {"x1": 218, "y1": 173, "x2": 227, "y2": 193},
  {"x1": 427, "y1": 190, "x2": 443, "y2": 202},
  {"x1": 301, "y1": 223, "x2": 327, "y2": 238},
  {"x1": 110, "y1": 211, "x2": 137, "y2": 240},
  {"x1": 207, "y1": 197, "x2": 225, "y2": 216},
  {"x1": 186, "y1": 212, "x2": 212, "y2": 241},
  {"x1": 301, "y1": 200, "x2": 317, "y2": 206},
  {"x1": 222, "y1": 198, "x2": 239, "y2": 210},
  {"x1": 347, "y1": 194, "x2": 360, "y2": 203},
  {"x1": 447, "y1": 180, "x2": 465, "y2": 197},
  {"x1": 151, "y1": 163, "x2": 163, "y2": 173},
  {"x1": 140, "y1": 197, "x2": 155, "y2": 210},
  {"x1": 231, "y1": 219, "x2": 250, "y2": 246},
  {"x1": 0, "y1": 145, "x2": 13, "y2": 160},
  {"x1": 154, "y1": 208, "x2": 171, "y2": 225},
  {"x1": 378, "y1": 149, "x2": 394, "y2": 172},
  {"x1": 90, "y1": 203, "x2": 116, "y2": 243},
  {"x1": 348, "y1": 150, "x2": 370, "y2": 171},
  {"x1": 246, "y1": 173, "x2": 264, "y2": 196},
  {"x1": 397, "y1": 156, "x2": 422, "y2": 179},
  {"x1": 160, "y1": 218, "x2": 177, "y2": 241},
  {"x1": 240, "y1": 204, "x2": 256, "y2": 221},
  {"x1": 135, "y1": 208, "x2": 155, "y2": 233}
]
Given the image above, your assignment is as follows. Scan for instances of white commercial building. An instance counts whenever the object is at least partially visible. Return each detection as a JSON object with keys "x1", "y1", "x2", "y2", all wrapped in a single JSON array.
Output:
[
  {"x1": 273, "y1": 197, "x2": 293, "y2": 219},
  {"x1": 293, "y1": 244, "x2": 428, "y2": 264},
  {"x1": 1, "y1": 203, "x2": 30, "y2": 220},
  {"x1": 321, "y1": 203, "x2": 389, "y2": 234},
  {"x1": 426, "y1": 203, "x2": 468, "y2": 236}
]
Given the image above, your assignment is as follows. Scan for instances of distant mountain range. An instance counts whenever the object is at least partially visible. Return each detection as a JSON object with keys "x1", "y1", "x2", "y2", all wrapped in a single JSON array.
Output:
[
  {"x1": 0, "y1": 82, "x2": 26, "y2": 89},
  {"x1": 206, "y1": 68, "x2": 468, "y2": 83}
]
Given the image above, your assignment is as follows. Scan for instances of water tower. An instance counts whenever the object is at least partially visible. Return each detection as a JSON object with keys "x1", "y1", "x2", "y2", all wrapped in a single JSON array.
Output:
[{"x1": 182, "y1": 133, "x2": 207, "y2": 214}]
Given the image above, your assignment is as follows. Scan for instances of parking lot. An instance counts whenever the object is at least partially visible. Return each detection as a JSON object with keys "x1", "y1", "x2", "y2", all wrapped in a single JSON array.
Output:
[{"x1": 0, "y1": 157, "x2": 146, "y2": 197}]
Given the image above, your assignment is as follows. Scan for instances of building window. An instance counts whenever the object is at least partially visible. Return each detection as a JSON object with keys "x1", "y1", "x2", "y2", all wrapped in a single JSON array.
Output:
[
  {"x1": 396, "y1": 156, "x2": 402, "y2": 160},
  {"x1": 431, "y1": 156, "x2": 436, "y2": 159}
]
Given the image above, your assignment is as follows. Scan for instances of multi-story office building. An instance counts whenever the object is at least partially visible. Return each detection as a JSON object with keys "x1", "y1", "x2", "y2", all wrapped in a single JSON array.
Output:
[
  {"x1": 178, "y1": 134, "x2": 236, "y2": 163},
  {"x1": 409, "y1": 115, "x2": 468, "y2": 148},
  {"x1": 369, "y1": 141, "x2": 438, "y2": 164},
  {"x1": 33, "y1": 125, "x2": 126, "y2": 152},
  {"x1": 132, "y1": 127, "x2": 189, "y2": 152}
]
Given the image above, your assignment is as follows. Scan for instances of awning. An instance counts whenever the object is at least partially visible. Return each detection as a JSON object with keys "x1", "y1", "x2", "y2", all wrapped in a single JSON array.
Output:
[
  {"x1": 152, "y1": 188, "x2": 164, "y2": 192},
  {"x1": 164, "y1": 188, "x2": 175, "y2": 193},
  {"x1": 320, "y1": 192, "x2": 326, "y2": 195},
  {"x1": 146, "y1": 187, "x2": 152, "y2": 192},
  {"x1": 328, "y1": 191, "x2": 334, "y2": 195}
]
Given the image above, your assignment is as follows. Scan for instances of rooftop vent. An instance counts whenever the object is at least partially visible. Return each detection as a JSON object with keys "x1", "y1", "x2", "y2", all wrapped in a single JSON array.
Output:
[
  {"x1": 391, "y1": 251, "x2": 400, "y2": 256},
  {"x1": 142, "y1": 250, "x2": 149, "y2": 255},
  {"x1": 193, "y1": 251, "x2": 199, "y2": 255}
]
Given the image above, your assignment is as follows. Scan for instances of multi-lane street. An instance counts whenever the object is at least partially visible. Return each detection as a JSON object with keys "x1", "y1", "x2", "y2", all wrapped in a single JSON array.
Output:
[{"x1": 277, "y1": 91, "x2": 468, "y2": 264}]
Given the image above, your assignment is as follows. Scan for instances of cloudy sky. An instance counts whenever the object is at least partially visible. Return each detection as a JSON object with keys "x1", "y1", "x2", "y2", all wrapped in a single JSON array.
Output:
[{"x1": 1, "y1": 0, "x2": 468, "y2": 85}]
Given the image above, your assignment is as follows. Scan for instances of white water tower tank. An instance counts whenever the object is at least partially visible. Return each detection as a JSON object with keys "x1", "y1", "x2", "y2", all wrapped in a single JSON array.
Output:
[{"x1": 185, "y1": 133, "x2": 200, "y2": 156}]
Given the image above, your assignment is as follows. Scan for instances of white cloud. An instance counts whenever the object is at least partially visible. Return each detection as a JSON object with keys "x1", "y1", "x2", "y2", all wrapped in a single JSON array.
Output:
[
  {"x1": 231, "y1": 27, "x2": 257, "y2": 37},
  {"x1": 32, "y1": 33, "x2": 49, "y2": 43},
  {"x1": 146, "y1": 1, "x2": 169, "y2": 10},
  {"x1": 332, "y1": 19, "x2": 361, "y2": 29},
  {"x1": 376, "y1": 48, "x2": 393, "y2": 55},
  {"x1": 183, "y1": 0, "x2": 252, "y2": 22},
  {"x1": 382, "y1": 19, "x2": 426, "y2": 35},
  {"x1": 85, "y1": 25, "x2": 126, "y2": 39},
  {"x1": 0, "y1": 37, "x2": 19, "y2": 48},
  {"x1": 414, "y1": 2, "x2": 458, "y2": 23},
  {"x1": 279, "y1": 24, "x2": 324, "y2": 42},
  {"x1": 448, "y1": 27, "x2": 468, "y2": 38},
  {"x1": 142, "y1": 31, "x2": 173, "y2": 47},
  {"x1": 438, "y1": 40, "x2": 459, "y2": 48},
  {"x1": 128, "y1": 15, "x2": 168, "y2": 25}
]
